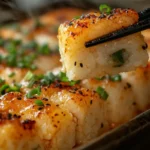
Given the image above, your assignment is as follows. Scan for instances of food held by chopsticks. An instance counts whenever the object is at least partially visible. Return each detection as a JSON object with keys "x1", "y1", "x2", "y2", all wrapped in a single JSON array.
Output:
[{"x1": 58, "y1": 7, "x2": 148, "y2": 80}]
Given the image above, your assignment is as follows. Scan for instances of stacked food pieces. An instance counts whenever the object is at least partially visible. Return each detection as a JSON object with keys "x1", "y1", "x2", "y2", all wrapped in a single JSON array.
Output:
[{"x1": 0, "y1": 7, "x2": 149, "y2": 150}]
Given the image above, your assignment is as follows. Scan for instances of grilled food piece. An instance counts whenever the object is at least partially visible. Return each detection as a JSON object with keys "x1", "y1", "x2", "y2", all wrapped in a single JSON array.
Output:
[
  {"x1": 0, "y1": 92, "x2": 76, "y2": 150},
  {"x1": 58, "y1": 9, "x2": 148, "y2": 80},
  {"x1": 40, "y1": 83, "x2": 108, "y2": 144},
  {"x1": 0, "y1": 64, "x2": 150, "y2": 149},
  {"x1": 81, "y1": 63, "x2": 150, "y2": 126}
]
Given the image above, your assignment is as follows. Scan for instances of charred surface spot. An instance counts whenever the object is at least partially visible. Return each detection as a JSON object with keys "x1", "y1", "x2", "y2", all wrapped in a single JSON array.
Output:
[
  {"x1": 13, "y1": 114, "x2": 21, "y2": 118},
  {"x1": 17, "y1": 97, "x2": 22, "y2": 100},
  {"x1": 132, "y1": 102, "x2": 137, "y2": 106},
  {"x1": 21, "y1": 119, "x2": 35, "y2": 130},
  {"x1": 101, "y1": 123, "x2": 104, "y2": 128},
  {"x1": 124, "y1": 82, "x2": 132, "y2": 89},
  {"x1": 90, "y1": 100, "x2": 93, "y2": 105},
  {"x1": 142, "y1": 43, "x2": 148, "y2": 50},
  {"x1": 76, "y1": 22, "x2": 88, "y2": 28},
  {"x1": 42, "y1": 97, "x2": 48, "y2": 101},
  {"x1": 70, "y1": 32, "x2": 76, "y2": 37},
  {"x1": 46, "y1": 103, "x2": 51, "y2": 106}
]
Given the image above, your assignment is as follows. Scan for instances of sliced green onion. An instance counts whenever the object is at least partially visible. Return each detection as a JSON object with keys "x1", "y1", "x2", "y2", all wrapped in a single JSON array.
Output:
[
  {"x1": 38, "y1": 44, "x2": 51, "y2": 55},
  {"x1": 0, "y1": 78, "x2": 5, "y2": 84},
  {"x1": 34, "y1": 18, "x2": 43, "y2": 28},
  {"x1": 95, "y1": 76, "x2": 106, "y2": 81},
  {"x1": 69, "y1": 80, "x2": 80, "y2": 86},
  {"x1": 0, "y1": 37, "x2": 5, "y2": 46},
  {"x1": 34, "y1": 99, "x2": 44, "y2": 106},
  {"x1": 23, "y1": 41, "x2": 38, "y2": 49},
  {"x1": 99, "y1": 4, "x2": 112, "y2": 14},
  {"x1": 24, "y1": 71, "x2": 34, "y2": 81},
  {"x1": 0, "y1": 84, "x2": 9, "y2": 95},
  {"x1": 7, "y1": 85, "x2": 21, "y2": 93},
  {"x1": 74, "y1": 16, "x2": 80, "y2": 19},
  {"x1": 12, "y1": 39, "x2": 22, "y2": 46},
  {"x1": 110, "y1": 74, "x2": 122, "y2": 82},
  {"x1": 26, "y1": 86, "x2": 41, "y2": 98},
  {"x1": 111, "y1": 49, "x2": 125, "y2": 67},
  {"x1": 96, "y1": 86, "x2": 108, "y2": 100},
  {"x1": 8, "y1": 72, "x2": 15, "y2": 78},
  {"x1": 59, "y1": 72, "x2": 69, "y2": 82}
]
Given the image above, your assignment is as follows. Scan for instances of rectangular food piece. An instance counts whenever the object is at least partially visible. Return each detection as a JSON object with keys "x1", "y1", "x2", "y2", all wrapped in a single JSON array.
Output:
[{"x1": 58, "y1": 8, "x2": 148, "y2": 80}]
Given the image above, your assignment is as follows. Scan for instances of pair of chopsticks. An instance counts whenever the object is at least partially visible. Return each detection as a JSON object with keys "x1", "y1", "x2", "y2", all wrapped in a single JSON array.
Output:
[{"x1": 85, "y1": 8, "x2": 150, "y2": 48}]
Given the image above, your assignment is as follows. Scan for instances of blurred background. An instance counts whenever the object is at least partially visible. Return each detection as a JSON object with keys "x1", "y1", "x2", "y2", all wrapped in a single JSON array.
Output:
[{"x1": 0, "y1": 0, "x2": 149, "y2": 23}]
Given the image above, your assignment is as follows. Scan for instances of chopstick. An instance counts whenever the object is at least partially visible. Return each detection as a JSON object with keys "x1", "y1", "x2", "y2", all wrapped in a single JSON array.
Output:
[
  {"x1": 85, "y1": 8, "x2": 150, "y2": 48},
  {"x1": 138, "y1": 8, "x2": 150, "y2": 20}
]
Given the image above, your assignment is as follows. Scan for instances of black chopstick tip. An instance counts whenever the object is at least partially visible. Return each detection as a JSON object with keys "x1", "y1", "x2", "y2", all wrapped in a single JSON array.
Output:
[{"x1": 85, "y1": 42, "x2": 90, "y2": 48}]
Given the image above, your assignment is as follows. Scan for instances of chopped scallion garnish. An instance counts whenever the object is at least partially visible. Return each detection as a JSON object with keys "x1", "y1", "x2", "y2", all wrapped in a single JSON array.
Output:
[
  {"x1": 111, "y1": 49, "x2": 125, "y2": 67},
  {"x1": 96, "y1": 86, "x2": 108, "y2": 100},
  {"x1": 99, "y1": 4, "x2": 112, "y2": 14},
  {"x1": 8, "y1": 72, "x2": 15, "y2": 78},
  {"x1": 59, "y1": 72, "x2": 69, "y2": 82},
  {"x1": 69, "y1": 80, "x2": 80, "y2": 86},
  {"x1": 26, "y1": 86, "x2": 41, "y2": 98},
  {"x1": 110, "y1": 74, "x2": 122, "y2": 81},
  {"x1": 74, "y1": 16, "x2": 80, "y2": 19},
  {"x1": 34, "y1": 99, "x2": 44, "y2": 106},
  {"x1": 0, "y1": 78, "x2": 5, "y2": 84},
  {"x1": 24, "y1": 71, "x2": 34, "y2": 81},
  {"x1": 38, "y1": 44, "x2": 51, "y2": 55},
  {"x1": 0, "y1": 84, "x2": 9, "y2": 95}
]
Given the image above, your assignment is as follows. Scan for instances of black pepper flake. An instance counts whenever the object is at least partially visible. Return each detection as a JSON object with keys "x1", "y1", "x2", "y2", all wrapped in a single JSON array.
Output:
[
  {"x1": 79, "y1": 90, "x2": 83, "y2": 95},
  {"x1": 80, "y1": 63, "x2": 83, "y2": 68},
  {"x1": 17, "y1": 97, "x2": 22, "y2": 100},
  {"x1": 38, "y1": 107, "x2": 44, "y2": 110},
  {"x1": 56, "y1": 104, "x2": 59, "y2": 107},
  {"x1": 42, "y1": 97, "x2": 48, "y2": 101},
  {"x1": 101, "y1": 123, "x2": 104, "y2": 128},
  {"x1": 22, "y1": 119, "x2": 35, "y2": 130},
  {"x1": 90, "y1": 100, "x2": 93, "y2": 105},
  {"x1": 30, "y1": 96, "x2": 37, "y2": 99},
  {"x1": 0, "y1": 113, "x2": 2, "y2": 119},
  {"x1": 142, "y1": 43, "x2": 148, "y2": 50},
  {"x1": 54, "y1": 82, "x2": 62, "y2": 88},
  {"x1": 54, "y1": 124, "x2": 58, "y2": 128},
  {"x1": 46, "y1": 103, "x2": 51, "y2": 106},
  {"x1": 124, "y1": 82, "x2": 132, "y2": 89},
  {"x1": 99, "y1": 13, "x2": 107, "y2": 19},
  {"x1": 8, "y1": 113, "x2": 12, "y2": 120},
  {"x1": 73, "y1": 87, "x2": 78, "y2": 91},
  {"x1": 69, "y1": 22, "x2": 73, "y2": 26},
  {"x1": 132, "y1": 102, "x2": 136, "y2": 106},
  {"x1": 126, "y1": 83, "x2": 131, "y2": 88},
  {"x1": 74, "y1": 61, "x2": 77, "y2": 66},
  {"x1": 44, "y1": 87, "x2": 47, "y2": 91},
  {"x1": 55, "y1": 113, "x2": 59, "y2": 116},
  {"x1": 13, "y1": 114, "x2": 21, "y2": 118}
]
